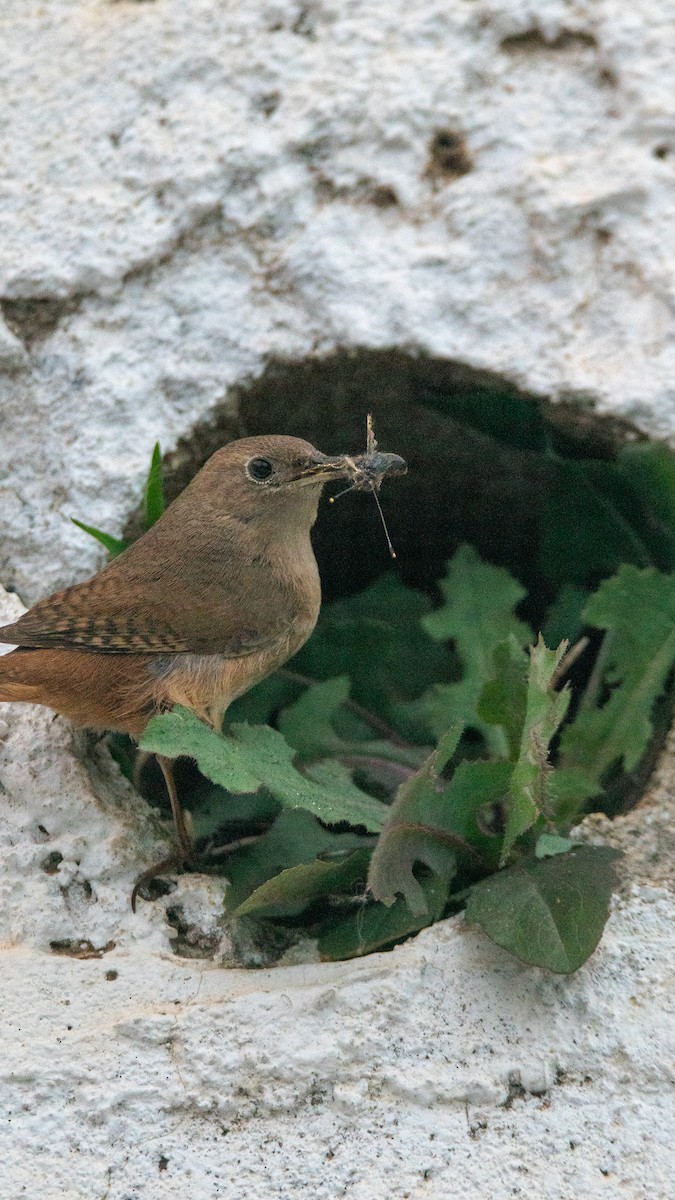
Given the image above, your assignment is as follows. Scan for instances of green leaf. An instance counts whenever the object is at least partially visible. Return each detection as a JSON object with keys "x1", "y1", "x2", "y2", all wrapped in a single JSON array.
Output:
[
  {"x1": 542, "y1": 585, "x2": 590, "y2": 647},
  {"x1": 234, "y1": 847, "x2": 372, "y2": 918},
  {"x1": 617, "y1": 442, "x2": 675, "y2": 534},
  {"x1": 70, "y1": 518, "x2": 127, "y2": 557},
  {"x1": 278, "y1": 676, "x2": 426, "y2": 769},
  {"x1": 535, "y1": 833, "x2": 575, "y2": 858},
  {"x1": 476, "y1": 637, "x2": 529, "y2": 760},
  {"x1": 407, "y1": 546, "x2": 531, "y2": 748},
  {"x1": 303, "y1": 757, "x2": 398, "y2": 814},
  {"x1": 546, "y1": 767, "x2": 601, "y2": 827},
  {"x1": 292, "y1": 574, "x2": 457, "y2": 738},
  {"x1": 614, "y1": 442, "x2": 675, "y2": 570},
  {"x1": 368, "y1": 730, "x2": 510, "y2": 915},
  {"x1": 277, "y1": 675, "x2": 356, "y2": 758},
  {"x1": 539, "y1": 458, "x2": 653, "y2": 588},
  {"x1": 420, "y1": 380, "x2": 548, "y2": 452},
  {"x1": 226, "y1": 672, "x2": 303, "y2": 727},
  {"x1": 140, "y1": 707, "x2": 388, "y2": 831},
  {"x1": 319, "y1": 871, "x2": 450, "y2": 961},
  {"x1": 502, "y1": 637, "x2": 571, "y2": 863},
  {"x1": 223, "y1": 810, "x2": 371, "y2": 910},
  {"x1": 190, "y1": 785, "x2": 280, "y2": 840},
  {"x1": 560, "y1": 565, "x2": 675, "y2": 780},
  {"x1": 144, "y1": 442, "x2": 165, "y2": 529},
  {"x1": 465, "y1": 845, "x2": 620, "y2": 973}
]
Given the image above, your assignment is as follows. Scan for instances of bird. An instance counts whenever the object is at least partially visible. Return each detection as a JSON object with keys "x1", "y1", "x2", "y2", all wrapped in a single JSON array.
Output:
[{"x1": 0, "y1": 433, "x2": 406, "y2": 898}]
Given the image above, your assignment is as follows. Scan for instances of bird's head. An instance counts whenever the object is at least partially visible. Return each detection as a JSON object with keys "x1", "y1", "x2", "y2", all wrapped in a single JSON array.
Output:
[{"x1": 199, "y1": 435, "x2": 406, "y2": 534}]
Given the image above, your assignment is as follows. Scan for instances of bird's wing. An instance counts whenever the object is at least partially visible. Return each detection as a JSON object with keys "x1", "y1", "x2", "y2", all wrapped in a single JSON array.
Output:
[{"x1": 0, "y1": 528, "x2": 291, "y2": 657}]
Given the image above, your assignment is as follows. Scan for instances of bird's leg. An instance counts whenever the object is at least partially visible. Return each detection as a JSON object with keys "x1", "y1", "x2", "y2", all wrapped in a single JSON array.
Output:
[
  {"x1": 156, "y1": 753, "x2": 193, "y2": 856},
  {"x1": 131, "y1": 754, "x2": 195, "y2": 911}
]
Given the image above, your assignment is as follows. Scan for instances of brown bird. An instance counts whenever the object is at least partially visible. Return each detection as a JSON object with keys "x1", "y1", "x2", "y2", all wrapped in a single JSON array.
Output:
[{"x1": 0, "y1": 434, "x2": 406, "y2": 894}]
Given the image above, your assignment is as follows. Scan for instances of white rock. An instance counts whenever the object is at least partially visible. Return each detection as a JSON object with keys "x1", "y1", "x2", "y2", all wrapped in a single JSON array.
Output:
[
  {"x1": 1, "y1": 1, "x2": 675, "y2": 1196},
  {"x1": 0, "y1": 899, "x2": 672, "y2": 1198}
]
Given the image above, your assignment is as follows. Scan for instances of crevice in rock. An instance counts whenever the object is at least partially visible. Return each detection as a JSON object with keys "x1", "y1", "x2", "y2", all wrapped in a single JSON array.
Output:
[
  {"x1": 165, "y1": 905, "x2": 223, "y2": 958},
  {"x1": 425, "y1": 131, "x2": 473, "y2": 182},
  {"x1": 500, "y1": 29, "x2": 598, "y2": 54},
  {"x1": 49, "y1": 939, "x2": 115, "y2": 958},
  {"x1": 0, "y1": 296, "x2": 85, "y2": 349},
  {"x1": 120, "y1": 202, "x2": 224, "y2": 288}
]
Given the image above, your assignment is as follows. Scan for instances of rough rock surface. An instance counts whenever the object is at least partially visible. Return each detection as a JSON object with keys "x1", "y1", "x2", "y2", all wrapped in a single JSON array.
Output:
[{"x1": 2, "y1": 1, "x2": 675, "y2": 1197}]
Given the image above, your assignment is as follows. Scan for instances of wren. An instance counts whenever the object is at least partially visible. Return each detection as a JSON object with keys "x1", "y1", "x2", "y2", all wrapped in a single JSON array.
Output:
[{"x1": 0, "y1": 433, "x2": 406, "y2": 897}]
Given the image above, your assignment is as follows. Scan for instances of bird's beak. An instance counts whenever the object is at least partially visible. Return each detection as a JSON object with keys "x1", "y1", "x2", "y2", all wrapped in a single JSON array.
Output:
[
  {"x1": 291, "y1": 451, "x2": 408, "y2": 486},
  {"x1": 289, "y1": 453, "x2": 356, "y2": 485}
]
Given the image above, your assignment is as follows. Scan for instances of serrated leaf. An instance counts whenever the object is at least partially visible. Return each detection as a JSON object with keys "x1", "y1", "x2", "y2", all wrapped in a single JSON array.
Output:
[
  {"x1": 319, "y1": 871, "x2": 450, "y2": 961},
  {"x1": 144, "y1": 441, "x2": 165, "y2": 529},
  {"x1": 501, "y1": 637, "x2": 571, "y2": 863},
  {"x1": 234, "y1": 847, "x2": 371, "y2": 918},
  {"x1": 407, "y1": 546, "x2": 532, "y2": 748},
  {"x1": 560, "y1": 565, "x2": 675, "y2": 780},
  {"x1": 304, "y1": 757, "x2": 399, "y2": 813},
  {"x1": 542, "y1": 585, "x2": 590, "y2": 647},
  {"x1": 140, "y1": 707, "x2": 388, "y2": 831},
  {"x1": 368, "y1": 730, "x2": 510, "y2": 915},
  {"x1": 465, "y1": 846, "x2": 620, "y2": 973},
  {"x1": 70, "y1": 518, "x2": 127, "y2": 557},
  {"x1": 223, "y1": 810, "x2": 371, "y2": 910},
  {"x1": 278, "y1": 676, "x2": 426, "y2": 769},
  {"x1": 422, "y1": 545, "x2": 530, "y2": 645},
  {"x1": 476, "y1": 637, "x2": 529, "y2": 760}
]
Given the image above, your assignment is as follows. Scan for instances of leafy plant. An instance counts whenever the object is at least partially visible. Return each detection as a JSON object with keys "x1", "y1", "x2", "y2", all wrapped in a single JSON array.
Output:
[
  {"x1": 76, "y1": 434, "x2": 675, "y2": 974},
  {"x1": 136, "y1": 540, "x2": 648, "y2": 975}
]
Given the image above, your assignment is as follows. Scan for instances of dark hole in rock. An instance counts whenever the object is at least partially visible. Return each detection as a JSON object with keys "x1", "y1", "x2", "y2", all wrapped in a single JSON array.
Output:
[
  {"x1": 119, "y1": 349, "x2": 672, "y2": 832},
  {"x1": 41, "y1": 850, "x2": 64, "y2": 874},
  {"x1": 153, "y1": 349, "x2": 643, "y2": 622},
  {"x1": 120, "y1": 348, "x2": 672, "y2": 825},
  {"x1": 425, "y1": 131, "x2": 472, "y2": 181},
  {"x1": 164, "y1": 904, "x2": 222, "y2": 959},
  {"x1": 368, "y1": 184, "x2": 399, "y2": 209},
  {"x1": 104, "y1": 347, "x2": 675, "y2": 974}
]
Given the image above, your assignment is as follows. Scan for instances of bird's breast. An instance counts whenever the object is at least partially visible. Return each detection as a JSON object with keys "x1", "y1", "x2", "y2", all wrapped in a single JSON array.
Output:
[{"x1": 148, "y1": 542, "x2": 322, "y2": 731}]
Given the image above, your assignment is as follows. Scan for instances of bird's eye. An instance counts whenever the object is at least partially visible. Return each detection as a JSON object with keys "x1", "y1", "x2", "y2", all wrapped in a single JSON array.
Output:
[{"x1": 245, "y1": 456, "x2": 274, "y2": 483}]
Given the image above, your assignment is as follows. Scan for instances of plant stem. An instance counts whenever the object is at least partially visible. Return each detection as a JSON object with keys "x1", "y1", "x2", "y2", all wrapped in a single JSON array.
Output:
[
  {"x1": 551, "y1": 636, "x2": 590, "y2": 690},
  {"x1": 578, "y1": 631, "x2": 613, "y2": 713}
]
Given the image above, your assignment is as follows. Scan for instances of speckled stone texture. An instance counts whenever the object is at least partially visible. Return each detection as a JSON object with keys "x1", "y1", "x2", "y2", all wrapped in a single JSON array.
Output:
[{"x1": 1, "y1": 1, "x2": 675, "y2": 1196}]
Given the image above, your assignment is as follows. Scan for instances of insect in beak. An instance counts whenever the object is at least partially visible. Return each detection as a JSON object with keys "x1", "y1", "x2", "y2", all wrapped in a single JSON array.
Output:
[{"x1": 328, "y1": 416, "x2": 407, "y2": 558}]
